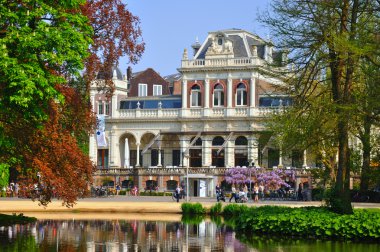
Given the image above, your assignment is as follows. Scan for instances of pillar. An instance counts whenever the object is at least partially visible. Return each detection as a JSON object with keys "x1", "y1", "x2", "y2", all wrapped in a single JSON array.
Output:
[
  {"x1": 303, "y1": 149, "x2": 308, "y2": 168},
  {"x1": 279, "y1": 147, "x2": 283, "y2": 168},
  {"x1": 227, "y1": 74, "x2": 232, "y2": 108},
  {"x1": 202, "y1": 137, "x2": 212, "y2": 167},
  {"x1": 225, "y1": 138, "x2": 234, "y2": 167},
  {"x1": 204, "y1": 78, "x2": 210, "y2": 108},
  {"x1": 181, "y1": 79, "x2": 187, "y2": 108},
  {"x1": 180, "y1": 136, "x2": 188, "y2": 167},
  {"x1": 136, "y1": 143, "x2": 140, "y2": 167},
  {"x1": 250, "y1": 76, "x2": 256, "y2": 107},
  {"x1": 248, "y1": 135, "x2": 259, "y2": 166},
  {"x1": 158, "y1": 146, "x2": 162, "y2": 167}
]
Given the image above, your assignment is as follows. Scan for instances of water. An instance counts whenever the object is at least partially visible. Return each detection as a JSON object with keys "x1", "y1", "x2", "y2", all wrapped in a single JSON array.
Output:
[{"x1": 0, "y1": 213, "x2": 379, "y2": 251}]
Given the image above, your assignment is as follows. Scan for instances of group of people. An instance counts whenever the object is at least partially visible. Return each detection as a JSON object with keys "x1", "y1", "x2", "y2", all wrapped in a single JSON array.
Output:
[
  {"x1": 2, "y1": 181, "x2": 19, "y2": 197},
  {"x1": 216, "y1": 182, "x2": 265, "y2": 203}
]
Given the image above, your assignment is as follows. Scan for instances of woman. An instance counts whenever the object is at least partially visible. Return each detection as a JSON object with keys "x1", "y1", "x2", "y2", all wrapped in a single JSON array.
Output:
[
  {"x1": 229, "y1": 184, "x2": 236, "y2": 203},
  {"x1": 254, "y1": 183, "x2": 259, "y2": 202}
]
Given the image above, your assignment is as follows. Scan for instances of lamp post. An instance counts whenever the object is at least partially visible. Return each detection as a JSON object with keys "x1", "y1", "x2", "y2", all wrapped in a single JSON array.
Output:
[{"x1": 182, "y1": 151, "x2": 190, "y2": 202}]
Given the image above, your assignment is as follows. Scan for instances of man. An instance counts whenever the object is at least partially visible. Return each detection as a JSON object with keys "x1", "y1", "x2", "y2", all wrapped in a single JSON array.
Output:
[
  {"x1": 229, "y1": 185, "x2": 236, "y2": 203},
  {"x1": 175, "y1": 185, "x2": 181, "y2": 203}
]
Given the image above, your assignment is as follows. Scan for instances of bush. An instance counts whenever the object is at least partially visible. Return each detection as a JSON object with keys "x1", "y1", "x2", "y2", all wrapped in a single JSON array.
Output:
[
  {"x1": 228, "y1": 206, "x2": 380, "y2": 241},
  {"x1": 209, "y1": 203, "x2": 223, "y2": 216},
  {"x1": 181, "y1": 203, "x2": 206, "y2": 215},
  {"x1": 222, "y1": 203, "x2": 249, "y2": 217},
  {"x1": 119, "y1": 190, "x2": 127, "y2": 196}
]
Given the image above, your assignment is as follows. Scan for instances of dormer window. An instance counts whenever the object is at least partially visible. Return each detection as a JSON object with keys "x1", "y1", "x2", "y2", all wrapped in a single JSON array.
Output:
[
  {"x1": 138, "y1": 83, "x2": 147, "y2": 97},
  {"x1": 153, "y1": 85, "x2": 162, "y2": 96},
  {"x1": 218, "y1": 38, "x2": 223, "y2": 45}
]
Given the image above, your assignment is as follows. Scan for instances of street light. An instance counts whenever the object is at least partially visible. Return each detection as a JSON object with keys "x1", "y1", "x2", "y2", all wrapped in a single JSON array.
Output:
[{"x1": 182, "y1": 151, "x2": 190, "y2": 202}]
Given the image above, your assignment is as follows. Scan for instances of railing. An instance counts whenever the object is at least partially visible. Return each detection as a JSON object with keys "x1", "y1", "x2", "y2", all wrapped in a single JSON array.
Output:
[
  {"x1": 94, "y1": 166, "x2": 320, "y2": 177},
  {"x1": 181, "y1": 57, "x2": 265, "y2": 68},
  {"x1": 117, "y1": 107, "x2": 280, "y2": 119}
]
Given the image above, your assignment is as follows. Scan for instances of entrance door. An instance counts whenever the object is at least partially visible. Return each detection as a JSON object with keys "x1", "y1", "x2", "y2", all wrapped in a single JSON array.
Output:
[{"x1": 193, "y1": 180, "x2": 198, "y2": 197}]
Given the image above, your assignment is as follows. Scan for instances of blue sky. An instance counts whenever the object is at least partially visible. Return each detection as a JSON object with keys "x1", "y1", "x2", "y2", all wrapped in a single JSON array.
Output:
[{"x1": 121, "y1": 0, "x2": 271, "y2": 76}]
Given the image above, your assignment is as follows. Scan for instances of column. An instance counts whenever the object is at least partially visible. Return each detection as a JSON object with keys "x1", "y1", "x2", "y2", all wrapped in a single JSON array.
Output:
[
  {"x1": 111, "y1": 94, "x2": 117, "y2": 118},
  {"x1": 248, "y1": 135, "x2": 259, "y2": 167},
  {"x1": 136, "y1": 143, "x2": 140, "y2": 167},
  {"x1": 302, "y1": 149, "x2": 308, "y2": 168},
  {"x1": 250, "y1": 76, "x2": 256, "y2": 107},
  {"x1": 180, "y1": 136, "x2": 188, "y2": 167},
  {"x1": 202, "y1": 137, "x2": 212, "y2": 167},
  {"x1": 158, "y1": 146, "x2": 162, "y2": 167},
  {"x1": 225, "y1": 138, "x2": 234, "y2": 168},
  {"x1": 109, "y1": 131, "x2": 116, "y2": 167},
  {"x1": 181, "y1": 79, "x2": 187, "y2": 108},
  {"x1": 279, "y1": 147, "x2": 283, "y2": 168},
  {"x1": 204, "y1": 78, "x2": 210, "y2": 108},
  {"x1": 227, "y1": 74, "x2": 232, "y2": 108},
  {"x1": 124, "y1": 137, "x2": 129, "y2": 168}
]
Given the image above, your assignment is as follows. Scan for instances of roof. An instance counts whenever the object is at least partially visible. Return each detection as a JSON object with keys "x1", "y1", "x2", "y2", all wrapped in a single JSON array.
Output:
[{"x1": 194, "y1": 29, "x2": 270, "y2": 60}]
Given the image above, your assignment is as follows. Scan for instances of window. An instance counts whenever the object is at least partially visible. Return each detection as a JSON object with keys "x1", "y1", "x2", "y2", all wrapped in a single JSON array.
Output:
[
  {"x1": 212, "y1": 136, "x2": 225, "y2": 167},
  {"x1": 151, "y1": 149, "x2": 164, "y2": 166},
  {"x1": 98, "y1": 102, "x2": 104, "y2": 114},
  {"x1": 97, "y1": 149, "x2": 109, "y2": 168},
  {"x1": 213, "y1": 84, "x2": 224, "y2": 106},
  {"x1": 138, "y1": 83, "x2": 147, "y2": 97},
  {"x1": 172, "y1": 150, "x2": 181, "y2": 166},
  {"x1": 235, "y1": 136, "x2": 248, "y2": 166},
  {"x1": 153, "y1": 85, "x2": 162, "y2": 96},
  {"x1": 236, "y1": 83, "x2": 247, "y2": 106},
  {"x1": 191, "y1": 85, "x2": 201, "y2": 107},
  {"x1": 268, "y1": 148, "x2": 280, "y2": 168},
  {"x1": 105, "y1": 102, "x2": 110, "y2": 115}
]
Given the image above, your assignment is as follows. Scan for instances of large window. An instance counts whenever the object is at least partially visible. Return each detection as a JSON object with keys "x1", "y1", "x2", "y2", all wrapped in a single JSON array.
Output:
[
  {"x1": 172, "y1": 150, "x2": 181, "y2": 166},
  {"x1": 105, "y1": 102, "x2": 110, "y2": 115},
  {"x1": 213, "y1": 84, "x2": 224, "y2": 106},
  {"x1": 97, "y1": 149, "x2": 109, "y2": 168},
  {"x1": 98, "y1": 102, "x2": 104, "y2": 114},
  {"x1": 138, "y1": 83, "x2": 147, "y2": 97},
  {"x1": 235, "y1": 136, "x2": 248, "y2": 166},
  {"x1": 268, "y1": 148, "x2": 279, "y2": 168},
  {"x1": 153, "y1": 84, "x2": 162, "y2": 96},
  {"x1": 151, "y1": 149, "x2": 164, "y2": 166},
  {"x1": 236, "y1": 83, "x2": 247, "y2": 106},
  {"x1": 292, "y1": 150, "x2": 303, "y2": 168},
  {"x1": 191, "y1": 85, "x2": 201, "y2": 107},
  {"x1": 189, "y1": 137, "x2": 202, "y2": 167},
  {"x1": 212, "y1": 136, "x2": 225, "y2": 167}
]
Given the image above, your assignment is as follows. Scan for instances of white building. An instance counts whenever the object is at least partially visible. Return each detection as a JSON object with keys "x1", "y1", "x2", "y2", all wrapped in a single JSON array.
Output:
[{"x1": 89, "y1": 29, "x2": 313, "y2": 196}]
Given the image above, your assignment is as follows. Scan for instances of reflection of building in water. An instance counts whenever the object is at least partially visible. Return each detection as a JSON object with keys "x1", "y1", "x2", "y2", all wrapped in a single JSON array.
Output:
[{"x1": 0, "y1": 219, "x2": 254, "y2": 251}]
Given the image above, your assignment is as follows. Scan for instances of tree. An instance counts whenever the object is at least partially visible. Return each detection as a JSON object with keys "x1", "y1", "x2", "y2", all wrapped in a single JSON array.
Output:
[
  {"x1": 0, "y1": 0, "x2": 93, "y2": 198},
  {"x1": 81, "y1": 0, "x2": 145, "y2": 94},
  {"x1": 0, "y1": 0, "x2": 144, "y2": 205},
  {"x1": 261, "y1": 0, "x2": 380, "y2": 214}
]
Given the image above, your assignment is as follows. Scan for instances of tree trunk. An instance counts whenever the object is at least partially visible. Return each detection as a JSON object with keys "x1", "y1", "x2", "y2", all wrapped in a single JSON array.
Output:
[{"x1": 360, "y1": 116, "x2": 372, "y2": 192}]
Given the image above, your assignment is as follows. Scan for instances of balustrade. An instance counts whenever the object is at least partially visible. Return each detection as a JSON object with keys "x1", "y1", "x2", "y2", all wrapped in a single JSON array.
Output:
[{"x1": 181, "y1": 57, "x2": 264, "y2": 68}]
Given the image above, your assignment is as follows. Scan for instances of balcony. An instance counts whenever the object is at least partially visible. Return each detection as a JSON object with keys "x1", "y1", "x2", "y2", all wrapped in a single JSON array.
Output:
[
  {"x1": 181, "y1": 57, "x2": 265, "y2": 69},
  {"x1": 116, "y1": 107, "x2": 280, "y2": 119}
]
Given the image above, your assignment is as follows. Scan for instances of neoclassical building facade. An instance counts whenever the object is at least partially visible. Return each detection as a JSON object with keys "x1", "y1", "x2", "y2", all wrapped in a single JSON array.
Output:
[{"x1": 89, "y1": 29, "x2": 314, "y2": 197}]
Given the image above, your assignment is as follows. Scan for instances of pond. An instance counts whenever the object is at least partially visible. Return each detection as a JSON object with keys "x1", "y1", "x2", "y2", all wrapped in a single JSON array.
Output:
[{"x1": 0, "y1": 213, "x2": 379, "y2": 251}]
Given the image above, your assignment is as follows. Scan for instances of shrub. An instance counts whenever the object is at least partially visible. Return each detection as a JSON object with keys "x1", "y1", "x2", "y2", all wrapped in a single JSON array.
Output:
[
  {"x1": 119, "y1": 190, "x2": 127, "y2": 196},
  {"x1": 222, "y1": 204, "x2": 249, "y2": 217},
  {"x1": 209, "y1": 203, "x2": 223, "y2": 216},
  {"x1": 228, "y1": 206, "x2": 380, "y2": 241},
  {"x1": 181, "y1": 203, "x2": 206, "y2": 215}
]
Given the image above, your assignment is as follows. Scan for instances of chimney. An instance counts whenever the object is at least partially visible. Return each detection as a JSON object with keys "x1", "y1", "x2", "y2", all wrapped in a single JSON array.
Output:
[{"x1": 127, "y1": 66, "x2": 132, "y2": 81}]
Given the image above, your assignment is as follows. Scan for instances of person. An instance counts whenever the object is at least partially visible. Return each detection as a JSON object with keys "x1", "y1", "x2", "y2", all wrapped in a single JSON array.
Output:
[
  {"x1": 254, "y1": 183, "x2": 259, "y2": 202},
  {"x1": 298, "y1": 183, "x2": 303, "y2": 201},
  {"x1": 259, "y1": 182, "x2": 265, "y2": 200},
  {"x1": 229, "y1": 184, "x2": 236, "y2": 203},
  {"x1": 116, "y1": 184, "x2": 121, "y2": 195},
  {"x1": 132, "y1": 185, "x2": 138, "y2": 196},
  {"x1": 175, "y1": 185, "x2": 181, "y2": 203}
]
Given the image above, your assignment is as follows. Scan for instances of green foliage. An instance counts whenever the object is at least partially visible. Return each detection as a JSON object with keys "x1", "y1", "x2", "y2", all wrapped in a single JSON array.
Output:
[
  {"x1": 209, "y1": 202, "x2": 223, "y2": 216},
  {"x1": 139, "y1": 191, "x2": 167, "y2": 196},
  {"x1": 0, "y1": 213, "x2": 36, "y2": 226},
  {"x1": 227, "y1": 206, "x2": 380, "y2": 241},
  {"x1": 181, "y1": 203, "x2": 206, "y2": 215},
  {"x1": 181, "y1": 214, "x2": 205, "y2": 225},
  {"x1": 0, "y1": 163, "x2": 10, "y2": 190},
  {"x1": 222, "y1": 203, "x2": 249, "y2": 217}
]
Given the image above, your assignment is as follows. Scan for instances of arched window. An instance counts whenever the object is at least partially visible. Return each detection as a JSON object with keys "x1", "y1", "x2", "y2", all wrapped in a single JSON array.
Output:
[
  {"x1": 235, "y1": 136, "x2": 248, "y2": 146},
  {"x1": 189, "y1": 137, "x2": 202, "y2": 167},
  {"x1": 191, "y1": 85, "x2": 201, "y2": 107},
  {"x1": 236, "y1": 83, "x2": 247, "y2": 106},
  {"x1": 235, "y1": 136, "x2": 248, "y2": 167},
  {"x1": 213, "y1": 84, "x2": 224, "y2": 106},
  {"x1": 212, "y1": 136, "x2": 225, "y2": 167}
]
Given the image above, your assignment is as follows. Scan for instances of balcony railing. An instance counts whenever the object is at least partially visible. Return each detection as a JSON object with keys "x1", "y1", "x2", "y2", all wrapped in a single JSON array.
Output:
[
  {"x1": 181, "y1": 57, "x2": 265, "y2": 68},
  {"x1": 117, "y1": 107, "x2": 280, "y2": 119}
]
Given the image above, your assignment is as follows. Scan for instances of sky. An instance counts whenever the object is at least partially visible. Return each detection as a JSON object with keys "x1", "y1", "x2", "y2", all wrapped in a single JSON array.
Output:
[{"x1": 120, "y1": 0, "x2": 271, "y2": 77}]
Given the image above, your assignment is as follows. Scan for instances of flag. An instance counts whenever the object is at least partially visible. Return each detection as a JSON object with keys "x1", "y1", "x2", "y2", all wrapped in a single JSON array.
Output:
[{"x1": 96, "y1": 115, "x2": 107, "y2": 147}]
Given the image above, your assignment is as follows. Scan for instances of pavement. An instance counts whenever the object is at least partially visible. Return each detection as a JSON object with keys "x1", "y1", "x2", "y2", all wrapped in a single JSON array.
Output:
[{"x1": 0, "y1": 196, "x2": 379, "y2": 214}]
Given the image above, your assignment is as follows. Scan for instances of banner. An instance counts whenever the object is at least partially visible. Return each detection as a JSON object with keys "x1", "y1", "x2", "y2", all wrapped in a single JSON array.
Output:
[{"x1": 96, "y1": 115, "x2": 107, "y2": 147}]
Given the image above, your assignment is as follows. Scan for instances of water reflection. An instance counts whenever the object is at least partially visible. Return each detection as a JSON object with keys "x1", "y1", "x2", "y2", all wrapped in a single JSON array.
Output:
[
  {"x1": 0, "y1": 216, "x2": 248, "y2": 251},
  {"x1": 0, "y1": 216, "x2": 379, "y2": 252}
]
